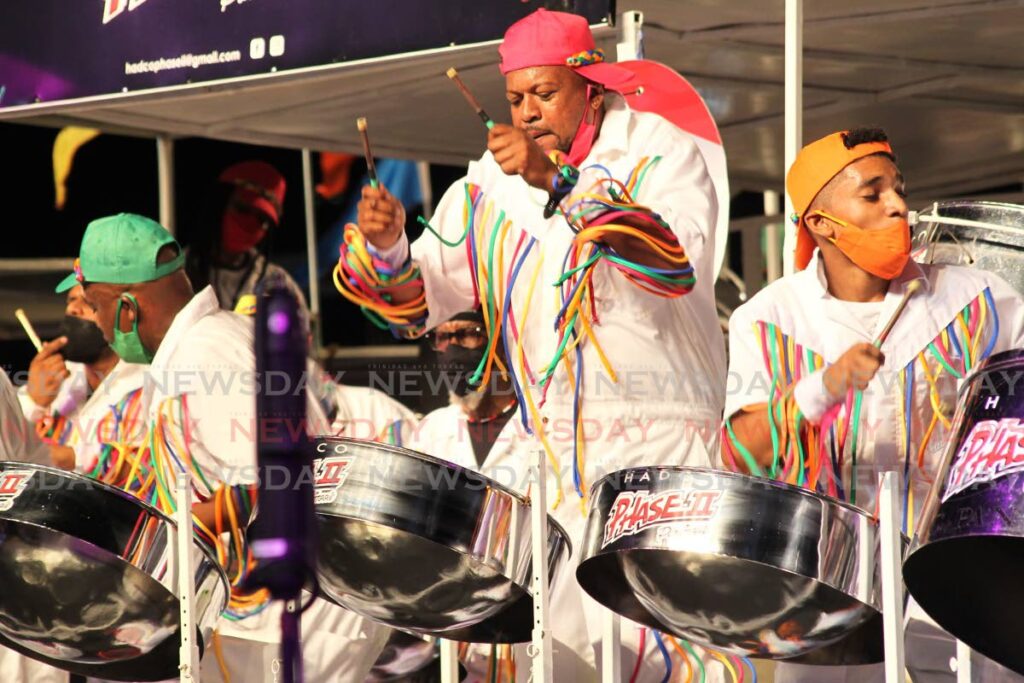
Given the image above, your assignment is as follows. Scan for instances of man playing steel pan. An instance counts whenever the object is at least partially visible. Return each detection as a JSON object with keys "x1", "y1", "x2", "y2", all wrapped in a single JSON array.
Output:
[
  {"x1": 57, "y1": 213, "x2": 392, "y2": 683},
  {"x1": 723, "y1": 128, "x2": 1024, "y2": 682},
  {"x1": 340, "y1": 9, "x2": 728, "y2": 681}
]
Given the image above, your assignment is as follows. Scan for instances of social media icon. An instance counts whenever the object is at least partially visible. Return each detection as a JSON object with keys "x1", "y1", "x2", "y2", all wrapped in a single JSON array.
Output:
[
  {"x1": 250, "y1": 37, "x2": 266, "y2": 60},
  {"x1": 269, "y1": 35, "x2": 285, "y2": 57}
]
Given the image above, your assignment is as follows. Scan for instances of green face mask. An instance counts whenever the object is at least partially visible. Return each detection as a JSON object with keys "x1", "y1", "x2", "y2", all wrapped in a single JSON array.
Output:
[{"x1": 111, "y1": 293, "x2": 154, "y2": 364}]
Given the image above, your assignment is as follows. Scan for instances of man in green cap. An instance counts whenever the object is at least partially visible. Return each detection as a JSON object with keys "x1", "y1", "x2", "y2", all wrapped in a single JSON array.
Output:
[{"x1": 61, "y1": 213, "x2": 391, "y2": 682}]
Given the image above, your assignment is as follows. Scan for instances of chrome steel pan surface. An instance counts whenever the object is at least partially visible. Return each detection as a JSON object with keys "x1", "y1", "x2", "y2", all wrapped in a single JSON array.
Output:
[
  {"x1": 313, "y1": 436, "x2": 571, "y2": 643},
  {"x1": 577, "y1": 466, "x2": 891, "y2": 664},
  {"x1": 0, "y1": 461, "x2": 228, "y2": 681},
  {"x1": 905, "y1": 348, "x2": 1024, "y2": 675}
]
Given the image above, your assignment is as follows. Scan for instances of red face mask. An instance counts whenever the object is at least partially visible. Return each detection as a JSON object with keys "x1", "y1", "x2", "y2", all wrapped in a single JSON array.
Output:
[
  {"x1": 814, "y1": 209, "x2": 911, "y2": 280},
  {"x1": 221, "y1": 209, "x2": 267, "y2": 253}
]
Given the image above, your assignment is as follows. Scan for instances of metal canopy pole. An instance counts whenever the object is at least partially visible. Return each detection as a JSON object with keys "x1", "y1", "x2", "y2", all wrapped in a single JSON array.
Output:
[
  {"x1": 301, "y1": 149, "x2": 322, "y2": 351},
  {"x1": 782, "y1": 0, "x2": 803, "y2": 278},
  {"x1": 157, "y1": 135, "x2": 176, "y2": 235},
  {"x1": 616, "y1": 9, "x2": 645, "y2": 62},
  {"x1": 591, "y1": 16, "x2": 643, "y2": 681},
  {"x1": 878, "y1": 471, "x2": 906, "y2": 683},
  {"x1": 764, "y1": 190, "x2": 782, "y2": 283}
]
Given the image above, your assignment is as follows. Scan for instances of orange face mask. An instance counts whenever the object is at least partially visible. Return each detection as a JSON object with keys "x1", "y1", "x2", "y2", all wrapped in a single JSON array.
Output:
[{"x1": 813, "y1": 210, "x2": 910, "y2": 280}]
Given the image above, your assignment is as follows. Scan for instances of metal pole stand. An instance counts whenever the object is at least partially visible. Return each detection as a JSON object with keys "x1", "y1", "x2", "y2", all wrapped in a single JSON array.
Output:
[
  {"x1": 615, "y1": 9, "x2": 645, "y2": 62},
  {"x1": 878, "y1": 471, "x2": 906, "y2": 683},
  {"x1": 782, "y1": 0, "x2": 803, "y2": 278},
  {"x1": 529, "y1": 448, "x2": 553, "y2": 683},
  {"x1": 600, "y1": 610, "x2": 622, "y2": 683},
  {"x1": 175, "y1": 473, "x2": 201, "y2": 683},
  {"x1": 300, "y1": 148, "x2": 322, "y2": 353},
  {"x1": 955, "y1": 639, "x2": 972, "y2": 683},
  {"x1": 439, "y1": 639, "x2": 460, "y2": 683}
]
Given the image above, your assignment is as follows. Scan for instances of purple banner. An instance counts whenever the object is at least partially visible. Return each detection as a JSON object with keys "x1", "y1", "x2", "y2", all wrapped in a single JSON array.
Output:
[{"x1": 0, "y1": 0, "x2": 613, "y2": 108}]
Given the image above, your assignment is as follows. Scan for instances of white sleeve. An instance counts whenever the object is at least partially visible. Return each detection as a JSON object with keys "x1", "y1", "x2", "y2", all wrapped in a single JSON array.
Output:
[
  {"x1": 184, "y1": 386, "x2": 257, "y2": 487},
  {"x1": 631, "y1": 129, "x2": 718, "y2": 276},
  {"x1": 410, "y1": 176, "x2": 479, "y2": 330},
  {"x1": 724, "y1": 307, "x2": 772, "y2": 420},
  {"x1": 16, "y1": 383, "x2": 44, "y2": 423},
  {"x1": 0, "y1": 369, "x2": 49, "y2": 464},
  {"x1": 184, "y1": 367, "x2": 333, "y2": 489}
]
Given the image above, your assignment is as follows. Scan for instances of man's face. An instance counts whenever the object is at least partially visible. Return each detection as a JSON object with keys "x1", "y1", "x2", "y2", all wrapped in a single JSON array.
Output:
[
  {"x1": 505, "y1": 66, "x2": 593, "y2": 154},
  {"x1": 814, "y1": 154, "x2": 908, "y2": 233},
  {"x1": 65, "y1": 285, "x2": 98, "y2": 322},
  {"x1": 430, "y1": 320, "x2": 487, "y2": 353},
  {"x1": 82, "y1": 283, "x2": 131, "y2": 344}
]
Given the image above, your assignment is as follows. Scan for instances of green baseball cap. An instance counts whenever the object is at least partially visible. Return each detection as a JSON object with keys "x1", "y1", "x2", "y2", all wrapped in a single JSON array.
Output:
[{"x1": 56, "y1": 213, "x2": 185, "y2": 293}]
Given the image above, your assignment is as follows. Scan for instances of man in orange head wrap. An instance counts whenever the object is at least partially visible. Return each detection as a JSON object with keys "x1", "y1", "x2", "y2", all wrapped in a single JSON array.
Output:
[{"x1": 722, "y1": 128, "x2": 1024, "y2": 681}]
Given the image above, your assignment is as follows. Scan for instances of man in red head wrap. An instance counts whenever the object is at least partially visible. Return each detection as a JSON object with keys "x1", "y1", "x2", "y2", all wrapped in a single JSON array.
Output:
[
  {"x1": 340, "y1": 10, "x2": 727, "y2": 681},
  {"x1": 185, "y1": 160, "x2": 309, "y2": 318}
]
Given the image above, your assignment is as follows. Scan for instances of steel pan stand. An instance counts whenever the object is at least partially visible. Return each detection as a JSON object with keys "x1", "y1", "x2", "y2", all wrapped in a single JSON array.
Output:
[
  {"x1": 879, "y1": 471, "x2": 906, "y2": 683},
  {"x1": 955, "y1": 640, "x2": 972, "y2": 682},
  {"x1": 529, "y1": 448, "x2": 553, "y2": 683},
  {"x1": 175, "y1": 471, "x2": 201, "y2": 682},
  {"x1": 601, "y1": 611, "x2": 621, "y2": 683},
  {"x1": 439, "y1": 640, "x2": 459, "y2": 683}
]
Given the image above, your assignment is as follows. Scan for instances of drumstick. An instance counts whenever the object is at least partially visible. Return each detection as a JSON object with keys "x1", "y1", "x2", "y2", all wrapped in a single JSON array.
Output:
[
  {"x1": 446, "y1": 67, "x2": 494, "y2": 130},
  {"x1": 356, "y1": 117, "x2": 379, "y2": 189},
  {"x1": 875, "y1": 280, "x2": 923, "y2": 347},
  {"x1": 15, "y1": 309, "x2": 43, "y2": 352}
]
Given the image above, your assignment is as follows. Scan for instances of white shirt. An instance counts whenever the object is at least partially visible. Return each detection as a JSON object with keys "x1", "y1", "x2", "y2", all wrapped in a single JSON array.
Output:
[
  {"x1": 15, "y1": 359, "x2": 147, "y2": 471},
  {"x1": 725, "y1": 253, "x2": 1024, "y2": 517},
  {"x1": 70, "y1": 361, "x2": 148, "y2": 472},
  {"x1": 143, "y1": 286, "x2": 330, "y2": 491},
  {"x1": 145, "y1": 287, "x2": 394, "y2": 682},
  {"x1": 400, "y1": 95, "x2": 726, "y2": 526},
  {"x1": 409, "y1": 403, "x2": 518, "y2": 479},
  {"x1": 410, "y1": 94, "x2": 725, "y2": 417},
  {"x1": 307, "y1": 368, "x2": 418, "y2": 444},
  {"x1": 18, "y1": 361, "x2": 87, "y2": 424}
]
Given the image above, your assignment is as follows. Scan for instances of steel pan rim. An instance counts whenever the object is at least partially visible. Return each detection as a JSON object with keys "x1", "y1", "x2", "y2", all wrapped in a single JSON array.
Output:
[
  {"x1": 0, "y1": 461, "x2": 228, "y2": 587},
  {"x1": 955, "y1": 348, "x2": 1024, "y2": 396},
  {"x1": 918, "y1": 199, "x2": 1024, "y2": 214},
  {"x1": 588, "y1": 464, "x2": 878, "y2": 519},
  {"x1": 317, "y1": 436, "x2": 574, "y2": 553}
]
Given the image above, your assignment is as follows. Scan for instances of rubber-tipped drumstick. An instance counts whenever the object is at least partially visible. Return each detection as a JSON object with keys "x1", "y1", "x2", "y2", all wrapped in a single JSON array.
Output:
[
  {"x1": 446, "y1": 67, "x2": 494, "y2": 129},
  {"x1": 875, "y1": 280, "x2": 923, "y2": 347},
  {"x1": 15, "y1": 309, "x2": 43, "y2": 352},
  {"x1": 356, "y1": 117, "x2": 379, "y2": 189}
]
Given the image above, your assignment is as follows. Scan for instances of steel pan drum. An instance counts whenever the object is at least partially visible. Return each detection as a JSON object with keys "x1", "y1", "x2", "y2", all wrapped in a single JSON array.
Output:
[
  {"x1": 913, "y1": 200, "x2": 1024, "y2": 294},
  {"x1": 0, "y1": 462, "x2": 228, "y2": 681},
  {"x1": 313, "y1": 437, "x2": 571, "y2": 643},
  {"x1": 578, "y1": 466, "x2": 891, "y2": 664},
  {"x1": 904, "y1": 348, "x2": 1024, "y2": 675}
]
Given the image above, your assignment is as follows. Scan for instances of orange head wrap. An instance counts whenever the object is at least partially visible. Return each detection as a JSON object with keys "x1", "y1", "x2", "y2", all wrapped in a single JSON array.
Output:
[{"x1": 785, "y1": 131, "x2": 893, "y2": 271}]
